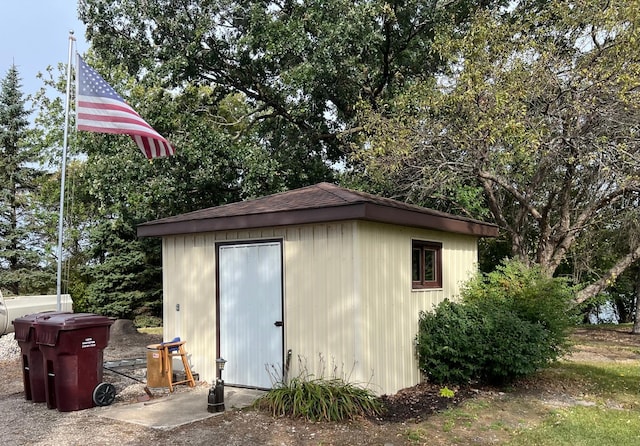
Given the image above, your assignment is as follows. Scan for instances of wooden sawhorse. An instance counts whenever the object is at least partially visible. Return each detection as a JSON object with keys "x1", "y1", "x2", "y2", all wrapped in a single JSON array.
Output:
[{"x1": 147, "y1": 341, "x2": 195, "y2": 392}]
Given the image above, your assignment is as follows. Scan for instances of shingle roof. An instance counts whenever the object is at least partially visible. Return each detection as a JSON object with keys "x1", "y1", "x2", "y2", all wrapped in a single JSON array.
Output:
[{"x1": 137, "y1": 182, "x2": 498, "y2": 237}]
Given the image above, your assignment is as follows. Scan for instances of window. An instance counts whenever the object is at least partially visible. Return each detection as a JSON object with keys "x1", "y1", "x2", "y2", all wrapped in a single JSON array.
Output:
[{"x1": 412, "y1": 240, "x2": 442, "y2": 289}]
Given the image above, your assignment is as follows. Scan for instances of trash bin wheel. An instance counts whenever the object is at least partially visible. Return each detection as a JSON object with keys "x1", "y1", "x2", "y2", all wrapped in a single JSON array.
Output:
[{"x1": 93, "y1": 382, "x2": 116, "y2": 406}]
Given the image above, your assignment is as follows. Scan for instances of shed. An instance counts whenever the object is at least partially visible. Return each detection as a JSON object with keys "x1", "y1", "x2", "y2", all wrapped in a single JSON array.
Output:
[{"x1": 137, "y1": 182, "x2": 498, "y2": 395}]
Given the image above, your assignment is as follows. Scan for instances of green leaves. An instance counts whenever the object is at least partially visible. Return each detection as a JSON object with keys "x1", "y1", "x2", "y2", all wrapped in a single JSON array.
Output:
[
  {"x1": 416, "y1": 260, "x2": 576, "y2": 385},
  {"x1": 0, "y1": 65, "x2": 53, "y2": 295},
  {"x1": 254, "y1": 376, "x2": 384, "y2": 422},
  {"x1": 80, "y1": 0, "x2": 505, "y2": 170},
  {"x1": 354, "y1": 1, "x2": 640, "y2": 287}
]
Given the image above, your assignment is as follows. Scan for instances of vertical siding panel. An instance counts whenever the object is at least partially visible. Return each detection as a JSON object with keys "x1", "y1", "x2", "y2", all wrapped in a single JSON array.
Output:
[
  {"x1": 356, "y1": 221, "x2": 479, "y2": 394},
  {"x1": 360, "y1": 222, "x2": 416, "y2": 394},
  {"x1": 161, "y1": 221, "x2": 479, "y2": 392},
  {"x1": 288, "y1": 225, "x2": 317, "y2": 375},
  {"x1": 188, "y1": 233, "x2": 217, "y2": 382},
  {"x1": 284, "y1": 223, "x2": 357, "y2": 382},
  {"x1": 163, "y1": 234, "x2": 218, "y2": 383},
  {"x1": 162, "y1": 237, "x2": 177, "y2": 341},
  {"x1": 327, "y1": 223, "x2": 356, "y2": 376},
  {"x1": 281, "y1": 226, "x2": 298, "y2": 373}
]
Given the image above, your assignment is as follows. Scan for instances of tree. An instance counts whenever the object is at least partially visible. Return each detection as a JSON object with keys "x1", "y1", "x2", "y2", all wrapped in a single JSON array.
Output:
[
  {"x1": 30, "y1": 56, "x2": 282, "y2": 319},
  {"x1": 568, "y1": 198, "x2": 640, "y2": 323},
  {"x1": 78, "y1": 0, "x2": 506, "y2": 179},
  {"x1": 0, "y1": 64, "x2": 52, "y2": 295},
  {"x1": 75, "y1": 82, "x2": 253, "y2": 318},
  {"x1": 353, "y1": 1, "x2": 640, "y2": 302}
]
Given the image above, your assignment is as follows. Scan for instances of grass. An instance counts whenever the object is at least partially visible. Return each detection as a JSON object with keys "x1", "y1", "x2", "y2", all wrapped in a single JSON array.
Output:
[
  {"x1": 541, "y1": 361, "x2": 640, "y2": 407},
  {"x1": 137, "y1": 326, "x2": 162, "y2": 335},
  {"x1": 439, "y1": 400, "x2": 488, "y2": 432},
  {"x1": 402, "y1": 325, "x2": 640, "y2": 445},
  {"x1": 507, "y1": 406, "x2": 640, "y2": 446},
  {"x1": 253, "y1": 376, "x2": 384, "y2": 422},
  {"x1": 509, "y1": 366, "x2": 640, "y2": 445},
  {"x1": 404, "y1": 427, "x2": 429, "y2": 443}
]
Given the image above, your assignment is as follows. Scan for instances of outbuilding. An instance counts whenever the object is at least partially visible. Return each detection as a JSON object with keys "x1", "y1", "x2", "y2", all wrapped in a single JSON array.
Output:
[{"x1": 137, "y1": 182, "x2": 497, "y2": 395}]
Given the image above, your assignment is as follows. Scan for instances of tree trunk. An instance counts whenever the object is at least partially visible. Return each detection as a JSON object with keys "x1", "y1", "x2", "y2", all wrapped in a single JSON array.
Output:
[
  {"x1": 632, "y1": 267, "x2": 640, "y2": 334},
  {"x1": 576, "y1": 245, "x2": 640, "y2": 304}
]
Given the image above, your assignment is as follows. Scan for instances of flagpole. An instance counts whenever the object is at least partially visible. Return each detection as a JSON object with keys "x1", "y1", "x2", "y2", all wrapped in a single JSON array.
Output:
[{"x1": 56, "y1": 31, "x2": 76, "y2": 311}]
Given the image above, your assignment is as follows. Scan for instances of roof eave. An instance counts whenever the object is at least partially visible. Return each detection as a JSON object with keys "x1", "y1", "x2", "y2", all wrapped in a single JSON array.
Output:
[
  {"x1": 137, "y1": 202, "x2": 498, "y2": 238},
  {"x1": 362, "y1": 204, "x2": 498, "y2": 237}
]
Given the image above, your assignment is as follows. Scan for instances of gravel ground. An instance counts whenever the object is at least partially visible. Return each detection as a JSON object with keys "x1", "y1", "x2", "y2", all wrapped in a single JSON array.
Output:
[
  {"x1": 0, "y1": 320, "x2": 470, "y2": 445},
  {"x1": 0, "y1": 332, "x2": 21, "y2": 360},
  {"x1": 0, "y1": 322, "x2": 189, "y2": 445}
]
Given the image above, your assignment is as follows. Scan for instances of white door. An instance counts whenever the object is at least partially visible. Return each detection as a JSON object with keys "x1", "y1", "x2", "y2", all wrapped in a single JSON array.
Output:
[{"x1": 218, "y1": 241, "x2": 283, "y2": 388}]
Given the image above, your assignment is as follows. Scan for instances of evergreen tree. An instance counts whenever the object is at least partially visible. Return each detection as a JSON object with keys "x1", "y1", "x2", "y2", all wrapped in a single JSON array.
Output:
[{"x1": 0, "y1": 64, "x2": 50, "y2": 295}]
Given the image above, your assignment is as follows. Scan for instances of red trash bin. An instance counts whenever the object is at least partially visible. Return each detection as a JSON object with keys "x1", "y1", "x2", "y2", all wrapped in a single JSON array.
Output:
[
  {"x1": 13, "y1": 312, "x2": 72, "y2": 402},
  {"x1": 36, "y1": 313, "x2": 114, "y2": 412}
]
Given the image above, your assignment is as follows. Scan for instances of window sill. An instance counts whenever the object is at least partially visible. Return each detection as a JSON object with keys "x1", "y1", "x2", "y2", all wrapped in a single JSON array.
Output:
[{"x1": 411, "y1": 287, "x2": 443, "y2": 292}]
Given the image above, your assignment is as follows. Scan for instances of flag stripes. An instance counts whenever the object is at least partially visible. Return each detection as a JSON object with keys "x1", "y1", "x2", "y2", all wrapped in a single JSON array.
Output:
[{"x1": 75, "y1": 55, "x2": 175, "y2": 159}]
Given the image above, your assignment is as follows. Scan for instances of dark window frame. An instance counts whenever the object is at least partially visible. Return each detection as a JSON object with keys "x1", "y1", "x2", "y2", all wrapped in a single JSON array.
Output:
[{"x1": 411, "y1": 240, "x2": 443, "y2": 289}]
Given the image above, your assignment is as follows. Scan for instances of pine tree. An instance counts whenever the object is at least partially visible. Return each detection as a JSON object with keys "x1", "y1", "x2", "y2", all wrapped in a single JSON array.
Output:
[{"x1": 0, "y1": 64, "x2": 49, "y2": 295}]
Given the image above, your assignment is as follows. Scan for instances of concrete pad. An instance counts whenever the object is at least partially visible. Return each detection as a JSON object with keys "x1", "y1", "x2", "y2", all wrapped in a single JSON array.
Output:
[{"x1": 97, "y1": 386, "x2": 265, "y2": 430}]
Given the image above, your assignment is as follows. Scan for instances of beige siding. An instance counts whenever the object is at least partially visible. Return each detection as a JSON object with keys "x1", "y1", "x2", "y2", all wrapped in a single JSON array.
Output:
[
  {"x1": 160, "y1": 221, "x2": 479, "y2": 394},
  {"x1": 283, "y1": 223, "x2": 358, "y2": 383},
  {"x1": 355, "y1": 221, "x2": 479, "y2": 394},
  {"x1": 162, "y1": 229, "x2": 284, "y2": 384}
]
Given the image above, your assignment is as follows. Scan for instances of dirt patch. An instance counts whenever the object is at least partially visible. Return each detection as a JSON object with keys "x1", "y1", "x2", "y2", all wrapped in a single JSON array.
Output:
[
  {"x1": 566, "y1": 326, "x2": 640, "y2": 362},
  {"x1": 572, "y1": 326, "x2": 640, "y2": 345},
  {"x1": 378, "y1": 382, "x2": 475, "y2": 423},
  {"x1": 104, "y1": 319, "x2": 162, "y2": 361}
]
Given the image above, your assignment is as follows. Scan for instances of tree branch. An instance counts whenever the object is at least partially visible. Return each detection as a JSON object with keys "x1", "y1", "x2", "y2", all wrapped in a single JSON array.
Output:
[
  {"x1": 576, "y1": 243, "x2": 640, "y2": 303},
  {"x1": 477, "y1": 170, "x2": 543, "y2": 220}
]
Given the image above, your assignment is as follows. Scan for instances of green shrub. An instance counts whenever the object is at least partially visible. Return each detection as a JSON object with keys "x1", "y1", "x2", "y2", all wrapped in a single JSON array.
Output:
[
  {"x1": 416, "y1": 259, "x2": 576, "y2": 385},
  {"x1": 253, "y1": 376, "x2": 384, "y2": 422},
  {"x1": 416, "y1": 300, "x2": 485, "y2": 384},
  {"x1": 462, "y1": 259, "x2": 576, "y2": 354},
  {"x1": 477, "y1": 302, "x2": 551, "y2": 383}
]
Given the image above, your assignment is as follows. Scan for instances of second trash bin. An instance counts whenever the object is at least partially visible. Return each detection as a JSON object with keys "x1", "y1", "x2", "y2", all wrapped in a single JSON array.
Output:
[
  {"x1": 36, "y1": 313, "x2": 114, "y2": 412},
  {"x1": 13, "y1": 311, "x2": 72, "y2": 402}
]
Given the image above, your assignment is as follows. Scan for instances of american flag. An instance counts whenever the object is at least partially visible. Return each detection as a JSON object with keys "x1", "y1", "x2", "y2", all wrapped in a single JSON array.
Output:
[{"x1": 76, "y1": 55, "x2": 175, "y2": 159}]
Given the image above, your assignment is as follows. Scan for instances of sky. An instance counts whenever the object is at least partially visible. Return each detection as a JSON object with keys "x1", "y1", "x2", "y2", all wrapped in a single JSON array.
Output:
[{"x1": 1, "y1": 1, "x2": 89, "y2": 98}]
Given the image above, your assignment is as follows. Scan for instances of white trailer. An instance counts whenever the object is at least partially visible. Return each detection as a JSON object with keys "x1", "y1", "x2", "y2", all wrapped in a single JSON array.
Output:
[{"x1": 0, "y1": 291, "x2": 73, "y2": 335}]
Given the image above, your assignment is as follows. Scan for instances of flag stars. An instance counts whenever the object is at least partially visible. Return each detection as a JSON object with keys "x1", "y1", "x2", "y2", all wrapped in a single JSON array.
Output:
[
  {"x1": 78, "y1": 60, "x2": 124, "y2": 101},
  {"x1": 76, "y1": 55, "x2": 175, "y2": 158}
]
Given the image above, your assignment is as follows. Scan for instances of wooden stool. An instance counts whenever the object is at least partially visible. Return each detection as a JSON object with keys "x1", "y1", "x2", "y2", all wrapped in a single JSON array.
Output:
[{"x1": 147, "y1": 341, "x2": 195, "y2": 392}]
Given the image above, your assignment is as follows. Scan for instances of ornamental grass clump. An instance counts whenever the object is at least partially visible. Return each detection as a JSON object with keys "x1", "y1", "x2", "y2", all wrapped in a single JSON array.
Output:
[{"x1": 253, "y1": 376, "x2": 384, "y2": 422}]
